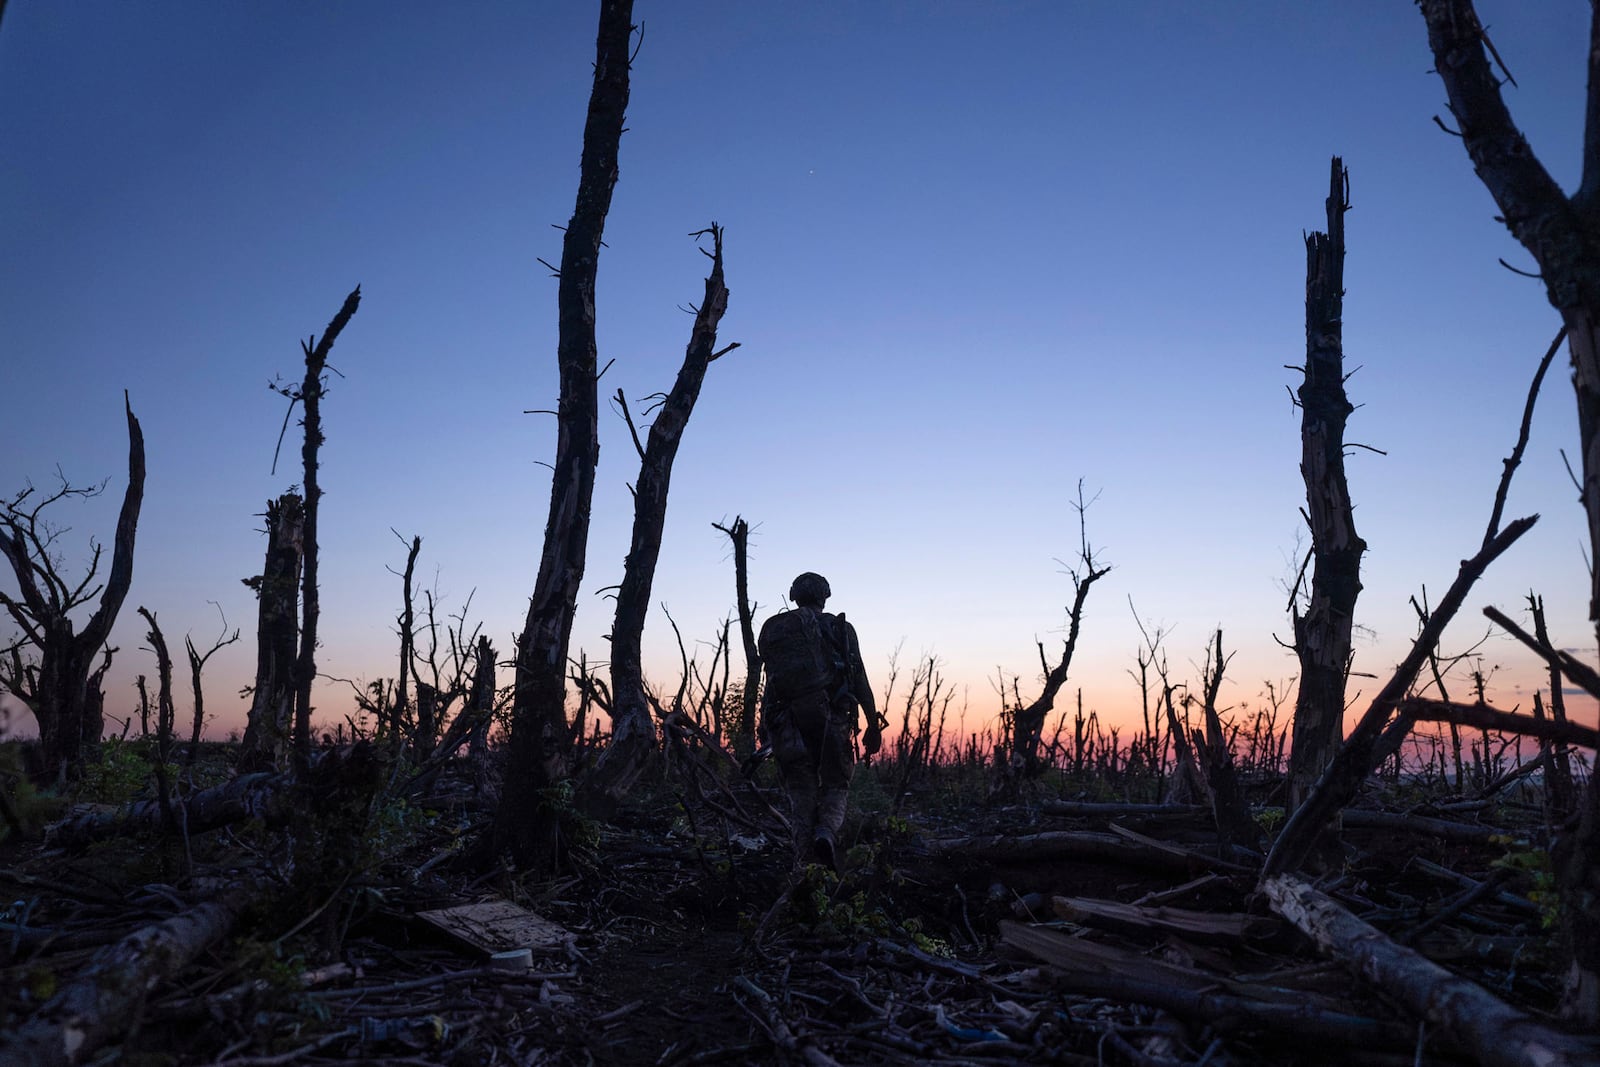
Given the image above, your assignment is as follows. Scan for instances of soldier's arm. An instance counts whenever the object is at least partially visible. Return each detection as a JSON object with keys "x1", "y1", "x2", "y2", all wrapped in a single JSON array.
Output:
[{"x1": 843, "y1": 622, "x2": 878, "y2": 721}]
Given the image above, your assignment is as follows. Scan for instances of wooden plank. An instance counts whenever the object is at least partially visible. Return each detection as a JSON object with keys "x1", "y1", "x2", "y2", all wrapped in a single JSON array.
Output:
[
  {"x1": 415, "y1": 899, "x2": 569, "y2": 957},
  {"x1": 1052, "y1": 895, "x2": 1283, "y2": 944}
]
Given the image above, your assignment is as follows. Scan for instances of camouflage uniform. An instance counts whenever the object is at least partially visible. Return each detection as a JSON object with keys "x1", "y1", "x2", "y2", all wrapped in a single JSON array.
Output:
[{"x1": 758, "y1": 589, "x2": 877, "y2": 868}]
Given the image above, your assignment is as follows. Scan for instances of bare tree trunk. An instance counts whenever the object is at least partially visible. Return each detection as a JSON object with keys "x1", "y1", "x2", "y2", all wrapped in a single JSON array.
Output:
[
  {"x1": 582, "y1": 227, "x2": 734, "y2": 814},
  {"x1": 467, "y1": 636, "x2": 496, "y2": 801},
  {"x1": 239, "y1": 494, "x2": 304, "y2": 773},
  {"x1": 1289, "y1": 158, "x2": 1364, "y2": 813},
  {"x1": 493, "y1": 0, "x2": 634, "y2": 871},
  {"x1": 0, "y1": 395, "x2": 144, "y2": 777},
  {"x1": 291, "y1": 287, "x2": 362, "y2": 757},
  {"x1": 714, "y1": 516, "x2": 761, "y2": 756},
  {"x1": 1418, "y1": 0, "x2": 1600, "y2": 1021}
]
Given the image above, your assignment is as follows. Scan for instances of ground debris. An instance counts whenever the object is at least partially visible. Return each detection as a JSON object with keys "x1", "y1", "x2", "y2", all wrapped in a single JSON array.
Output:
[{"x1": 0, "y1": 748, "x2": 1585, "y2": 1066}]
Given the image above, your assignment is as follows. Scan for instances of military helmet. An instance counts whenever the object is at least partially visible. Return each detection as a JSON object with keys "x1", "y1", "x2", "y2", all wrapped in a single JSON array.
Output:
[{"x1": 789, "y1": 572, "x2": 831, "y2": 607}]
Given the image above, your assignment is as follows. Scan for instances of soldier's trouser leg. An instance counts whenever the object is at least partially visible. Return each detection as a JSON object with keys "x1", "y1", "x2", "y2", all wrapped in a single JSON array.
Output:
[
  {"x1": 813, "y1": 714, "x2": 855, "y2": 851},
  {"x1": 770, "y1": 692, "x2": 831, "y2": 864},
  {"x1": 776, "y1": 751, "x2": 816, "y2": 859}
]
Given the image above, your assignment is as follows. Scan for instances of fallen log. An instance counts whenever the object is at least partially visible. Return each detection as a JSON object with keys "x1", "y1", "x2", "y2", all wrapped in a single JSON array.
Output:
[
  {"x1": 1398, "y1": 695, "x2": 1600, "y2": 750},
  {"x1": 1340, "y1": 808, "x2": 1519, "y2": 845},
  {"x1": 1263, "y1": 873, "x2": 1599, "y2": 1067},
  {"x1": 0, "y1": 885, "x2": 253, "y2": 1067},
  {"x1": 999, "y1": 921, "x2": 1416, "y2": 1050},
  {"x1": 45, "y1": 771, "x2": 287, "y2": 849},
  {"x1": 47, "y1": 744, "x2": 385, "y2": 850}
]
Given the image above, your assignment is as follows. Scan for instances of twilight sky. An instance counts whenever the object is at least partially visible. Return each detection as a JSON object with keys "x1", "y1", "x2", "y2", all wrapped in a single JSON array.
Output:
[{"x1": 2, "y1": 1, "x2": 1595, "y2": 744}]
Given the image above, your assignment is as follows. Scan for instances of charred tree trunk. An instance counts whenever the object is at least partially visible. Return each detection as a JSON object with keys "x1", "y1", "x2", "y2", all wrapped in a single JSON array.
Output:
[
  {"x1": 1531, "y1": 596, "x2": 1577, "y2": 816},
  {"x1": 493, "y1": 0, "x2": 633, "y2": 871},
  {"x1": 239, "y1": 493, "x2": 304, "y2": 773},
  {"x1": 1162, "y1": 687, "x2": 1205, "y2": 805},
  {"x1": 0, "y1": 395, "x2": 144, "y2": 778},
  {"x1": 136, "y1": 674, "x2": 150, "y2": 738},
  {"x1": 1192, "y1": 630, "x2": 1259, "y2": 853},
  {"x1": 1289, "y1": 158, "x2": 1365, "y2": 813},
  {"x1": 467, "y1": 636, "x2": 497, "y2": 801},
  {"x1": 582, "y1": 227, "x2": 734, "y2": 815},
  {"x1": 136, "y1": 607, "x2": 178, "y2": 832},
  {"x1": 394, "y1": 534, "x2": 421, "y2": 749},
  {"x1": 414, "y1": 681, "x2": 440, "y2": 763},
  {"x1": 290, "y1": 287, "x2": 362, "y2": 757},
  {"x1": 1418, "y1": 0, "x2": 1600, "y2": 1022},
  {"x1": 714, "y1": 516, "x2": 761, "y2": 756}
]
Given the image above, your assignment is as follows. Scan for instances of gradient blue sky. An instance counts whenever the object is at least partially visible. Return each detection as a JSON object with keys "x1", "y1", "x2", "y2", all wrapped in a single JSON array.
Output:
[{"x1": 2, "y1": 1, "x2": 1594, "y2": 743}]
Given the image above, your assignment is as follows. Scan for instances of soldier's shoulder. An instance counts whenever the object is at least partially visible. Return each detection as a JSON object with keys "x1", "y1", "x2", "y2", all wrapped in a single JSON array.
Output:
[{"x1": 758, "y1": 609, "x2": 796, "y2": 640}]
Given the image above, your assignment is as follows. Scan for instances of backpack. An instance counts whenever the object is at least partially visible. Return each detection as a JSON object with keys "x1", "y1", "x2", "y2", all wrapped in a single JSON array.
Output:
[{"x1": 759, "y1": 608, "x2": 847, "y2": 702}]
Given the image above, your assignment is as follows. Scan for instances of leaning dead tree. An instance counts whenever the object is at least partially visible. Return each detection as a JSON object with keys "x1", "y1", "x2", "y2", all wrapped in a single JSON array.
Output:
[
  {"x1": 1262, "y1": 346, "x2": 1548, "y2": 877},
  {"x1": 0, "y1": 393, "x2": 144, "y2": 777},
  {"x1": 1288, "y1": 157, "x2": 1365, "y2": 813},
  {"x1": 1418, "y1": 0, "x2": 1600, "y2": 1022},
  {"x1": 582, "y1": 225, "x2": 736, "y2": 814},
  {"x1": 493, "y1": 0, "x2": 634, "y2": 870},
  {"x1": 273, "y1": 286, "x2": 361, "y2": 756}
]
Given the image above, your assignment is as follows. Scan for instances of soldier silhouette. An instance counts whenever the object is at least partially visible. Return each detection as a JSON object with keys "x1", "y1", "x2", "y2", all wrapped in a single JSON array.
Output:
[{"x1": 757, "y1": 572, "x2": 880, "y2": 869}]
